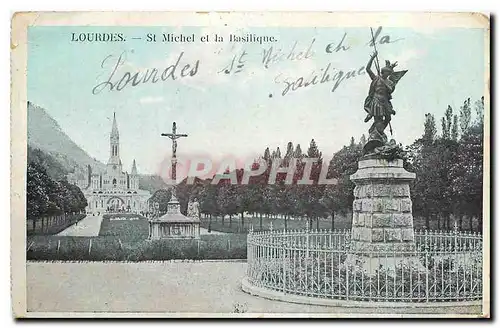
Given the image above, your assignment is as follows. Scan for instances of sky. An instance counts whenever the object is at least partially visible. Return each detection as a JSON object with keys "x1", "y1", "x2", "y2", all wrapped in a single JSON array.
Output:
[{"x1": 27, "y1": 26, "x2": 486, "y2": 176}]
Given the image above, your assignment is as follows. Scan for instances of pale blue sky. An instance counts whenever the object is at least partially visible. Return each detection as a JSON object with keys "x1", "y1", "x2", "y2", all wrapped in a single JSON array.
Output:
[{"x1": 28, "y1": 26, "x2": 485, "y2": 175}]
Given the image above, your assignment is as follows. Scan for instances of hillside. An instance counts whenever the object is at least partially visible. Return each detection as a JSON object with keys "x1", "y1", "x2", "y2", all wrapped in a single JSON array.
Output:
[
  {"x1": 27, "y1": 101, "x2": 167, "y2": 193},
  {"x1": 27, "y1": 101, "x2": 105, "y2": 173},
  {"x1": 27, "y1": 146, "x2": 69, "y2": 181}
]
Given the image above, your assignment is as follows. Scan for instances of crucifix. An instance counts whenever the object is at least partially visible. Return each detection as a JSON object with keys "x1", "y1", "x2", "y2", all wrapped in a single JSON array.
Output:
[{"x1": 161, "y1": 122, "x2": 188, "y2": 198}]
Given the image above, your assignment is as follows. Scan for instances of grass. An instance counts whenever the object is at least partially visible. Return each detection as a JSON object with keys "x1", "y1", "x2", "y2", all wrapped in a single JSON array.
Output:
[
  {"x1": 200, "y1": 214, "x2": 353, "y2": 234},
  {"x1": 99, "y1": 214, "x2": 149, "y2": 242},
  {"x1": 26, "y1": 213, "x2": 248, "y2": 261},
  {"x1": 26, "y1": 234, "x2": 247, "y2": 261},
  {"x1": 199, "y1": 214, "x2": 478, "y2": 234}
]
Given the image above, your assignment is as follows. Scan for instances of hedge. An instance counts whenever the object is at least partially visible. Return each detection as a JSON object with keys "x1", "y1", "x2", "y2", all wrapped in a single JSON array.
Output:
[{"x1": 26, "y1": 234, "x2": 247, "y2": 261}]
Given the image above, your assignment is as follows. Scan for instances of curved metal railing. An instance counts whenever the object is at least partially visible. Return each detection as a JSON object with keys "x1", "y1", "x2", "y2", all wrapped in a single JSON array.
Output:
[{"x1": 246, "y1": 226, "x2": 482, "y2": 303}]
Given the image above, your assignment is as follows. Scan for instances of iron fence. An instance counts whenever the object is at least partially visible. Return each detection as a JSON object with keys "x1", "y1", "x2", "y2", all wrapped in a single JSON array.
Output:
[{"x1": 246, "y1": 225, "x2": 482, "y2": 303}]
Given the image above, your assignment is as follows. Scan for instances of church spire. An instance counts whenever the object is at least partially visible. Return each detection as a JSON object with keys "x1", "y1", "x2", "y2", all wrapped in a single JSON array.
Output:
[
  {"x1": 111, "y1": 112, "x2": 119, "y2": 138},
  {"x1": 108, "y1": 112, "x2": 121, "y2": 166},
  {"x1": 131, "y1": 159, "x2": 137, "y2": 175}
]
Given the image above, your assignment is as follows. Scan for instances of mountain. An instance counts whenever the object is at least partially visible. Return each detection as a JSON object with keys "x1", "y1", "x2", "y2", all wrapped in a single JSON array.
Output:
[
  {"x1": 27, "y1": 101, "x2": 106, "y2": 173},
  {"x1": 27, "y1": 102, "x2": 167, "y2": 193},
  {"x1": 27, "y1": 146, "x2": 69, "y2": 181}
]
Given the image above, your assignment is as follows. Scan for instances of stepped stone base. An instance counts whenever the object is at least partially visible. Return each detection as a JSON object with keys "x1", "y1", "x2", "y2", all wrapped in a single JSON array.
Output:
[{"x1": 347, "y1": 157, "x2": 425, "y2": 274}]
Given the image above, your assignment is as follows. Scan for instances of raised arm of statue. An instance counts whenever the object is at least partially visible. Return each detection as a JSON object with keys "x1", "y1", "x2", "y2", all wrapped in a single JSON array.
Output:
[{"x1": 366, "y1": 51, "x2": 377, "y2": 80}]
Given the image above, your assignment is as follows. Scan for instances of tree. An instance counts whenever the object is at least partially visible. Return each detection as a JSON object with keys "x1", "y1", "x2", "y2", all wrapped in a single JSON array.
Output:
[
  {"x1": 284, "y1": 141, "x2": 294, "y2": 165},
  {"x1": 459, "y1": 98, "x2": 472, "y2": 136},
  {"x1": 27, "y1": 162, "x2": 50, "y2": 227},
  {"x1": 148, "y1": 189, "x2": 172, "y2": 213},
  {"x1": 299, "y1": 139, "x2": 324, "y2": 229},
  {"x1": 199, "y1": 181, "x2": 219, "y2": 218},
  {"x1": 423, "y1": 113, "x2": 437, "y2": 145},
  {"x1": 411, "y1": 98, "x2": 483, "y2": 231},
  {"x1": 27, "y1": 161, "x2": 88, "y2": 232},
  {"x1": 441, "y1": 105, "x2": 453, "y2": 140},
  {"x1": 449, "y1": 97, "x2": 484, "y2": 231},
  {"x1": 274, "y1": 147, "x2": 282, "y2": 159},
  {"x1": 321, "y1": 139, "x2": 363, "y2": 229},
  {"x1": 451, "y1": 115, "x2": 459, "y2": 141},
  {"x1": 473, "y1": 96, "x2": 484, "y2": 127},
  {"x1": 263, "y1": 147, "x2": 271, "y2": 163},
  {"x1": 293, "y1": 144, "x2": 303, "y2": 158}
]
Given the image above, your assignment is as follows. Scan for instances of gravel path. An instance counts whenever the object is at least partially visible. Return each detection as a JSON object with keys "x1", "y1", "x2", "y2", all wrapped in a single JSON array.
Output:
[
  {"x1": 57, "y1": 215, "x2": 103, "y2": 237},
  {"x1": 26, "y1": 262, "x2": 482, "y2": 316}
]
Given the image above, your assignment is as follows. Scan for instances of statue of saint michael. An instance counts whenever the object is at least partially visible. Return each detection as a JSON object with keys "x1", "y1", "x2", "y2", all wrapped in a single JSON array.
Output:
[{"x1": 363, "y1": 50, "x2": 407, "y2": 154}]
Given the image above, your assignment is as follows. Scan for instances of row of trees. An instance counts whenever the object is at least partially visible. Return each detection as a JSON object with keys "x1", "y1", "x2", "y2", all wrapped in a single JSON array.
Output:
[
  {"x1": 408, "y1": 97, "x2": 484, "y2": 231},
  {"x1": 149, "y1": 97, "x2": 484, "y2": 231},
  {"x1": 27, "y1": 160, "x2": 88, "y2": 229}
]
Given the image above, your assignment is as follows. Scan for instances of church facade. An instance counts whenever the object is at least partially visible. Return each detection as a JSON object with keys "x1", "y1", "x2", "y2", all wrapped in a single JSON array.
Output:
[{"x1": 68, "y1": 114, "x2": 151, "y2": 214}]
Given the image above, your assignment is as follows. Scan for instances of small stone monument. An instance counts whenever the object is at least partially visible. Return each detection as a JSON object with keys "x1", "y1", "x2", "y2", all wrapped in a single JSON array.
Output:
[{"x1": 149, "y1": 122, "x2": 200, "y2": 240}]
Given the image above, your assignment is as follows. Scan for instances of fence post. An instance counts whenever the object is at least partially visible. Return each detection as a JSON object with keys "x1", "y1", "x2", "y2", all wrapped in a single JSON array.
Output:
[
  {"x1": 88, "y1": 239, "x2": 92, "y2": 255},
  {"x1": 305, "y1": 221, "x2": 310, "y2": 259},
  {"x1": 453, "y1": 221, "x2": 458, "y2": 250},
  {"x1": 424, "y1": 230, "x2": 429, "y2": 302},
  {"x1": 282, "y1": 228, "x2": 286, "y2": 294}
]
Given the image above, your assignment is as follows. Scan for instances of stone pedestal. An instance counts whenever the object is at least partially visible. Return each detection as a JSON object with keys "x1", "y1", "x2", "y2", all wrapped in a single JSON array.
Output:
[
  {"x1": 346, "y1": 157, "x2": 423, "y2": 273},
  {"x1": 149, "y1": 194, "x2": 200, "y2": 240}
]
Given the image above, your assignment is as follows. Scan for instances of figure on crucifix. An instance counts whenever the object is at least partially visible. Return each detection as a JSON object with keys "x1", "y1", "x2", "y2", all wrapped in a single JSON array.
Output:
[
  {"x1": 162, "y1": 122, "x2": 188, "y2": 160},
  {"x1": 161, "y1": 121, "x2": 188, "y2": 199}
]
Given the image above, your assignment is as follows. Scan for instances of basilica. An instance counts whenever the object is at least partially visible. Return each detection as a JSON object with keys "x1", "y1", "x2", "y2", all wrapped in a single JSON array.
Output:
[{"x1": 68, "y1": 113, "x2": 151, "y2": 214}]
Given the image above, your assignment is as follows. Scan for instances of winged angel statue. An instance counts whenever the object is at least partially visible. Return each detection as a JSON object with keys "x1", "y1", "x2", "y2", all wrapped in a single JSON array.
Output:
[{"x1": 363, "y1": 47, "x2": 408, "y2": 156}]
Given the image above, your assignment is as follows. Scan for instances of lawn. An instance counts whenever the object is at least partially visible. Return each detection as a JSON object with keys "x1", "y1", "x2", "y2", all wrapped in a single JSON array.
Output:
[
  {"x1": 27, "y1": 212, "x2": 248, "y2": 261},
  {"x1": 26, "y1": 234, "x2": 247, "y2": 261},
  {"x1": 200, "y1": 214, "x2": 353, "y2": 234},
  {"x1": 99, "y1": 213, "x2": 149, "y2": 241},
  {"x1": 200, "y1": 214, "x2": 469, "y2": 234}
]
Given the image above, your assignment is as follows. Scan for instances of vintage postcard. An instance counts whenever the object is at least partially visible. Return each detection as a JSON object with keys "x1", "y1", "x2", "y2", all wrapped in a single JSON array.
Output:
[{"x1": 11, "y1": 12, "x2": 490, "y2": 318}]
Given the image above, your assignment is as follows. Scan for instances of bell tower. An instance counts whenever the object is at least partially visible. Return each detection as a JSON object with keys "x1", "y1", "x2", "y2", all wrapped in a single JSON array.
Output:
[{"x1": 107, "y1": 112, "x2": 122, "y2": 174}]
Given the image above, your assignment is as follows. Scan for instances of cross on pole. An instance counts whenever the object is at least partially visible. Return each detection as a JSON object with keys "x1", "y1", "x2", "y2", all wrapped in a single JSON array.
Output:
[{"x1": 161, "y1": 122, "x2": 188, "y2": 197}]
